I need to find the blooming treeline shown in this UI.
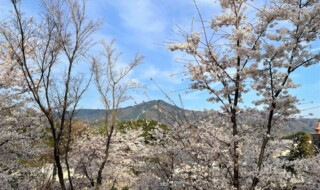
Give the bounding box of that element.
[0,0,320,189]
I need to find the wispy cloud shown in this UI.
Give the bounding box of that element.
[102,0,168,46]
[113,0,166,34]
[135,64,184,85]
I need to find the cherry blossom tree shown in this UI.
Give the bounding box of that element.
[0,0,100,189]
[0,47,52,189]
[169,0,320,189]
[0,105,52,189]
[69,126,148,189]
[129,109,316,189]
[0,15,47,189]
[83,40,143,188]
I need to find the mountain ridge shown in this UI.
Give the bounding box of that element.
[74,100,319,135]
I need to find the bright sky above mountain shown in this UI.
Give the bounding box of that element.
[1,0,319,118]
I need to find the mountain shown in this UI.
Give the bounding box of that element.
[74,100,319,135]
[75,100,200,123]
[280,118,319,135]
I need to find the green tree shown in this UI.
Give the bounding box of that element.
[118,119,168,143]
[289,132,315,160]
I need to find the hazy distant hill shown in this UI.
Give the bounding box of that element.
[75,100,201,123]
[75,100,319,135]
[280,118,319,135]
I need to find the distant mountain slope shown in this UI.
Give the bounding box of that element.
[280,118,319,135]
[75,100,196,123]
[75,100,319,135]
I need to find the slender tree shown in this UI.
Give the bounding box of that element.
[0,0,100,189]
[91,40,143,188]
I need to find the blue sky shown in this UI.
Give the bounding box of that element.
[1,0,319,118]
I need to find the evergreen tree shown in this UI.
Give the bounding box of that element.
[290,132,315,160]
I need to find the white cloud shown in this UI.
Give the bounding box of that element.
[108,0,166,36]
[137,64,159,80]
[134,64,185,86]
[122,1,164,33]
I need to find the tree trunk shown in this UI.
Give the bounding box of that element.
[231,112,240,190]
[96,124,114,188]
[54,142,66,190]
[65,122,74,190]
[250,102,276,190]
